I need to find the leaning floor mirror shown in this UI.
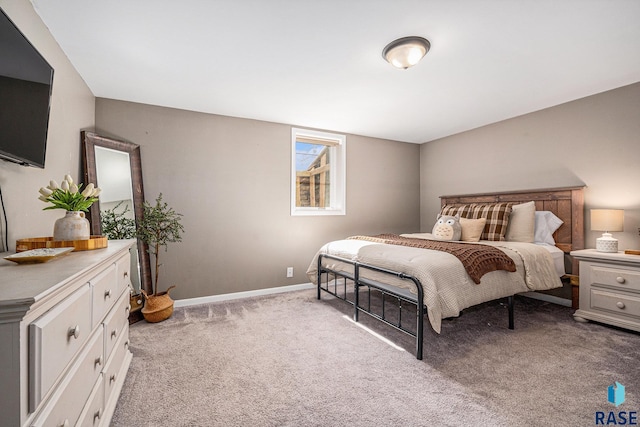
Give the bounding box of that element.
[82,131,152,322]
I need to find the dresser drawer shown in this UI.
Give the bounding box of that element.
[29,284,92,410]
[76,375,105,427]
[115,252,132,297]
[104,323,130,407]
[103,289,131,360]
[591,288,640,319]
[30,327,104,427]
[589,264,640,291]
[91,263,118,327]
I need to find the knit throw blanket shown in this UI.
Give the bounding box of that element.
[347,234,516,284]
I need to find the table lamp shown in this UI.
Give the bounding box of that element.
[591,209,624,253]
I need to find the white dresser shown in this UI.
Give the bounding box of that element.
[0,240,135,427]
[572,249,640,332]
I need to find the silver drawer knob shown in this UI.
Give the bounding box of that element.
[123,271,129,278]
[94,408,102,421]
[94,355,103,367]
[616,276,626,284]
[111,328,118,339]
[68,325,80,339]
[110,373,117,383]
[616,301,626,309]
[60,420,69,427]
[104,289,112,298]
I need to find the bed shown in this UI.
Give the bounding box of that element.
[306,187,585,359]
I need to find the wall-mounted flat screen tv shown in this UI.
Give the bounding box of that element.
[0,6,54,168]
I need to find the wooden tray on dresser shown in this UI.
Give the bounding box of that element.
[16,236,108,252]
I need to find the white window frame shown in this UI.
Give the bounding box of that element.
[291,127,346,216]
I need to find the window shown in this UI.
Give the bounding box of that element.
[291,128,346,216]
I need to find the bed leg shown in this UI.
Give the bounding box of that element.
[354,265,360,322]
[317,255,323,300]
[508,295,514,330]
[416,306,424,360]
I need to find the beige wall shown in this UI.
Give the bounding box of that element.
[95,99,421,299]
[4,0,638,301]
[420,82,640,251]
[0,0,95,247]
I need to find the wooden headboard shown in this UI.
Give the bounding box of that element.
[440,187,585,271]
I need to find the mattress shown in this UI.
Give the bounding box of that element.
[308,237,563,333]
[537,243,566,276]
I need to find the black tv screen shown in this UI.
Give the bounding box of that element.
[0,7,54,168]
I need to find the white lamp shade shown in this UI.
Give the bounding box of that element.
[590,209,624,232]
[591,209,624,253]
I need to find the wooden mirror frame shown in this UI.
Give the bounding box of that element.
[81,130,152,295]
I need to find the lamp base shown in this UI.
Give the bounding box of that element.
[596,233,618,253]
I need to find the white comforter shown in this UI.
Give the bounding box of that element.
[306,234,562,333]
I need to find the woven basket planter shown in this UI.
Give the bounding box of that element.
[141,286,176,323]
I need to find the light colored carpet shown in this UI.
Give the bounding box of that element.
[112,289,640,426]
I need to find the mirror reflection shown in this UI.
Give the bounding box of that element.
[94,146,141,294]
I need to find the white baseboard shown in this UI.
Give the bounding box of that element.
[522,291,572,307]
[173,284,571,310]
[173,283,315,308]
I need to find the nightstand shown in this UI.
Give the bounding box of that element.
[571,249,640,332]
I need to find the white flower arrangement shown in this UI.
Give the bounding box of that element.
[38,174,101,212]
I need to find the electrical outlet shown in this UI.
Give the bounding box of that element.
[286,267,294,278]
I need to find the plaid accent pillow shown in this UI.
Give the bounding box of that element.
[441,204,471,218]
[440,203,513,241]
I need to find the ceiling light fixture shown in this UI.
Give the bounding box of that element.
[382,36,431,69]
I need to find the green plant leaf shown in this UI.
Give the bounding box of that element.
[101,201,137,239]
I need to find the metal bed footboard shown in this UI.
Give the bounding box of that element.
[317,253,426,360]
[317,253,516,360]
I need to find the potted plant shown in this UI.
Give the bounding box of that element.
[137,193,185,322]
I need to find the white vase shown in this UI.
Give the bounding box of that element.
[53,211,91,241]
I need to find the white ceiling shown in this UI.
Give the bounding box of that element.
[32,0,640,144]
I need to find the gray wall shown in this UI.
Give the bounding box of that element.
[0,0,95,246]
[95,99,421,299]
[420,82,640,251]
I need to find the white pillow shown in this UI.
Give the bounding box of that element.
[534,211,563,246]
[505,201,535,242]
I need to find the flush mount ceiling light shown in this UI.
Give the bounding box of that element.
[382,36,431,69]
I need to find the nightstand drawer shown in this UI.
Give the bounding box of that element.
[591,288,640,319]
[590,264,640,291]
